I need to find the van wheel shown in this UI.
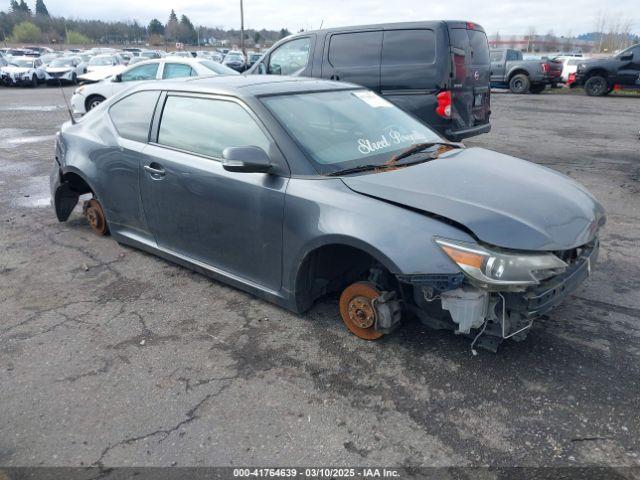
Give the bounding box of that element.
[83,199,109,236]
[585,75,608,96]
[339,282,384,340]
[509,74,530,94]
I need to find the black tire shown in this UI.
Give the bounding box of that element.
[584,75,609,96]
[85,95,105,111]
[509,73,530,94]
[30,75,38,88]
[530,84,545,94]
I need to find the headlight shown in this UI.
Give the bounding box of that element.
[435,238,567,288]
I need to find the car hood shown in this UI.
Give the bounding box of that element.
[3,66,30,74]
[46,67,72,73]
[341,147,605,251]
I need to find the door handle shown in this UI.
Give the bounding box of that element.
[144,163,165,177]
[330,74,340,81]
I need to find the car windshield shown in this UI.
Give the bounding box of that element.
[199,60,239,75]
[225,54,242,62]
[50,58,74,67]
[262,89,442,174]
[10,59,33,68]
[89,56,115,66]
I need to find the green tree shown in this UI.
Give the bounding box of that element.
[66,30,91,44]
[278,28,290,39]
[165,9,178,41]
[35,0,49,16]
[18,0,31,15]
[12,21,41,42]
[177,14,196,43]
[253,31,261,44]
[148,18,164,35]
[9,0,20,14]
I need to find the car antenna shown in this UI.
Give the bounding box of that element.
[58,78,76,125]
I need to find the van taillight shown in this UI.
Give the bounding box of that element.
[541,63,550,73]
[436,91,452,119]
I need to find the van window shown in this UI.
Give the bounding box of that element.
[157,96,270,158]
[449,29,471,57]
[468,30,489,64]
[268,37,311,75]
[329,32,381,68]
[109,90,159,142]
[381,29,435,65]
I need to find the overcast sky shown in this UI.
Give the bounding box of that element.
[29,0,640,36]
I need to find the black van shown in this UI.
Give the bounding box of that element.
[247,21,491,141]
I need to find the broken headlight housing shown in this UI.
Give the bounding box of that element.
[435,238,567,289]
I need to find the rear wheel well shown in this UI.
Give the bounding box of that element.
[294,244,395,313]
[62,171,93,195]
[508,69,529,81]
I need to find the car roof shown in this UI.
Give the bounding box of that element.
[129,75,359,98]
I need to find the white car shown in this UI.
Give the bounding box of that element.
[71,57,239,114]
[1,56,46,87]
[44,56,86,85]
[79,54,127,82]
[556,56,587,83]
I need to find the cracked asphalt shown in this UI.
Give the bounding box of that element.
[0,86,639,469]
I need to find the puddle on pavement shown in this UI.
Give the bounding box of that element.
[0,105,64,112]
[0,128,55,149]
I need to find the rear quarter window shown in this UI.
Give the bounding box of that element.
[108,90,159,142]
[468,30,489,64]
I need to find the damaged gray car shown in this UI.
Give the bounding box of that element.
[50,76,605,351]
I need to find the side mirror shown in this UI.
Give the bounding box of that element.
[620,53,633,61]
[222,146,271,173]
[113,73,122,82]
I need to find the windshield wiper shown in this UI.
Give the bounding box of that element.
[389,142,461,164]
[327,164,381,176]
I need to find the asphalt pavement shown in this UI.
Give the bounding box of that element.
[0,85,639,470]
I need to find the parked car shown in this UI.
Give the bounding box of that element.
[490,49,553,94]
[524,54,562,87]
[247,52,263,68]
[248,21,491,142]
[555,56,584,84]
[71,57,238,114]
[139,50,164,60]
[572,43,640,96]
[44,56,85,85]
[51,76,605,352]
[80,54,128,82]
[0,55,9,85]
[222,51,246,72]
[1,56,46,87]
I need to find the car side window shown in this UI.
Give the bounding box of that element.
[121,63,159,82]
[382,30,435,65]
[268,37,311,75]
[109,90,160,143]
[157,96,271,159]
[329,31,382,68]
[163,63,195,79]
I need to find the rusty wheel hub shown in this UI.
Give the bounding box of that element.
[83,199,109,236]
[339,282,384,340]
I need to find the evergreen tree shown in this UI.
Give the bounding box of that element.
[18,0,31,15]
[178,14,196,44]
[9,0,21,14]
[35,0,49,16]
[165,9,178,41]
[148,18,164,35]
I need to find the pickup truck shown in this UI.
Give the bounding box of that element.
[572,43,640,96]
[490,48,552,94]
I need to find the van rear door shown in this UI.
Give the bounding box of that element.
[447,25,491,139]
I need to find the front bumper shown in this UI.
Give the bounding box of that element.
[504,238,599,318]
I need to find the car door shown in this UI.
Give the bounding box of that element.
[615,46,640,86]
[101,90,161,243]
[321,31,382,91]
[140,93,288,291]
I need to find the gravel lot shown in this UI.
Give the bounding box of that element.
[0,86,639,470]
